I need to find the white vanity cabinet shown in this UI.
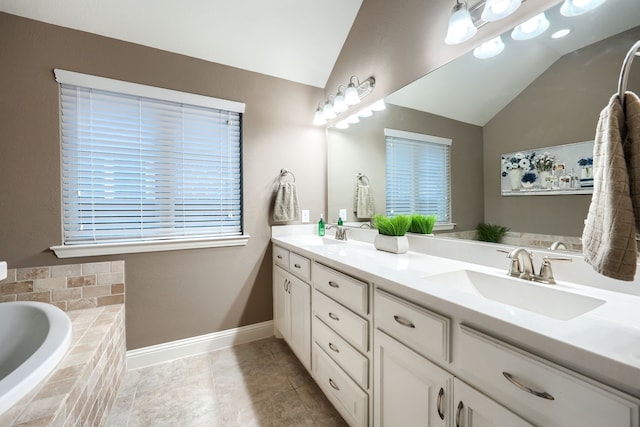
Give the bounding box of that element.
[273,246,311,370]
[311,262,371,427]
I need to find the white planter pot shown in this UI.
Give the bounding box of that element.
[374,234,409,254]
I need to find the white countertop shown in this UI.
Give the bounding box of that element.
[271,231,640,398]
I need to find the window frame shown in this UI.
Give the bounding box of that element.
[384,128,455,230]
[51,69,249,258]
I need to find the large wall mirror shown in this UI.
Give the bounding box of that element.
[327,0,640,248]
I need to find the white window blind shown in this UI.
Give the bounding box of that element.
[56,70,244,246]
[385,128,451,223]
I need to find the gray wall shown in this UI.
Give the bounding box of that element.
[483,26,640,236]
[0,12,326,350]
[327,104,484,231]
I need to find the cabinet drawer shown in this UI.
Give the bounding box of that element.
[314,290,368,353]
[459,325,640,427]
[313,316,369,389]
[273,245,289,268]
[312,343,368,427]
[313,263,368,315]
[289,252,311,281]
[375,289,450,363]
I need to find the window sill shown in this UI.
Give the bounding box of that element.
[433,223,456,231]
[50,235,250,258]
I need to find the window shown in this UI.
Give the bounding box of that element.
[385,128,452,225]
[52,70,246,257]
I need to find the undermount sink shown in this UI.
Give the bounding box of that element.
[424,269,605,321]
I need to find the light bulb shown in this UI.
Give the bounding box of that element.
[445,3,477,45]
[322,100,336,120]
[481,0,521,22]
[560,0,607,16]
[369,99,386,111]
[344,83,361,105]
[473,36,505,59]
[333,88,348,113]
[511,13,549,41]
[313,107,326,126]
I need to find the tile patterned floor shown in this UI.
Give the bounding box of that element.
[106,338,347,426]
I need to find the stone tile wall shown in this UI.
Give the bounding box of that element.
[0,304,126,426]
[0,261,125,311]
[438,230,583,252]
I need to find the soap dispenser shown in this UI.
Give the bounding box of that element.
[318,214,325,236]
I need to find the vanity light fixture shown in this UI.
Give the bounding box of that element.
[313,104,327,126]
[357,108,373,118]
[313,75,376,126]
[551,28,572,39]
[511,12,550,40]
[473,35,505,59]
[322,98,336,120]
[445,0,477,45]
[481,0,521,22]
[560,0,607,17]
[369,99,386,111]
[335,120,350,129]
[346,114,360,124]
[333,86,348,113]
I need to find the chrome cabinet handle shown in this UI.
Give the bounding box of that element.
[437,387,445,420]
[328,312,340,321]
[329,378,340,391]
[277,255,283,259]
[283,279,289,292]
[328,281,340,288]
[393,315,416,328]
[502,372,555,400]
[328,342,340,353]
[456,401,464,427]
[294,263,301,269]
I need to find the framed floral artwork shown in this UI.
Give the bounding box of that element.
[501,140,594,196]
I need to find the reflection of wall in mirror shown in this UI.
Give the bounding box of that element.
[327,104,483,230]
[484,26,640,237]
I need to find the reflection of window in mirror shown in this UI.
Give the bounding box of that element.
[384,128,452,224]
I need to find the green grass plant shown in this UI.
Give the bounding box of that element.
[408,214,437,234]
[476,222,510,243]
[372,214,412,236]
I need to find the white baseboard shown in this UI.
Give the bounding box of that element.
[126,320,274,371]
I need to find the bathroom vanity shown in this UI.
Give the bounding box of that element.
[272,227,640,427]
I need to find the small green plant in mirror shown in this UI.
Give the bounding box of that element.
[372,214,412,236]
[408,214,437,234]
[476,223,510,243]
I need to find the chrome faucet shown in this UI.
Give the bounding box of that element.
[507,247,535,280]
[326,224,348,241]
[503,247,572,284]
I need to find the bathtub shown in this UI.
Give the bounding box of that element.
[0,301,72,416]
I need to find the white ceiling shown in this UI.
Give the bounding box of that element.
[0,0,363,88]
[386,0,640,126]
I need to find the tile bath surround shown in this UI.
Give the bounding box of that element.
[0,261,126,426]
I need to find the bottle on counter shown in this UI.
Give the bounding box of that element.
[337,217,343,226]
[318,214,325,236]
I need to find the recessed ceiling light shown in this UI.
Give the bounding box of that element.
[552,28,572,39]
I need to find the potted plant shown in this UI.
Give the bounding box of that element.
[372,214,412,254]
[408,214,437,235]
[476,223,510,243]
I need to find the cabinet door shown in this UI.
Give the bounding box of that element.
[289,275,311,370]
[374,329,452,427]
[273,265,291,341]
[453,379,534,427]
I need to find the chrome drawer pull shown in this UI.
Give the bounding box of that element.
[456,401,464,427]
[329,378,340,391]
[328,281,340,288]
[294,263,301,269]
[328,312,340,321]
[437,387,445,420]
[393,315,416,328]
[328,342,340,353]
[277,255,283,259]
[502,372,555,401]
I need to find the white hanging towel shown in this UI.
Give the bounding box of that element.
[582,92,640,281]
[273,181,300,222]
[353,175,375,219]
